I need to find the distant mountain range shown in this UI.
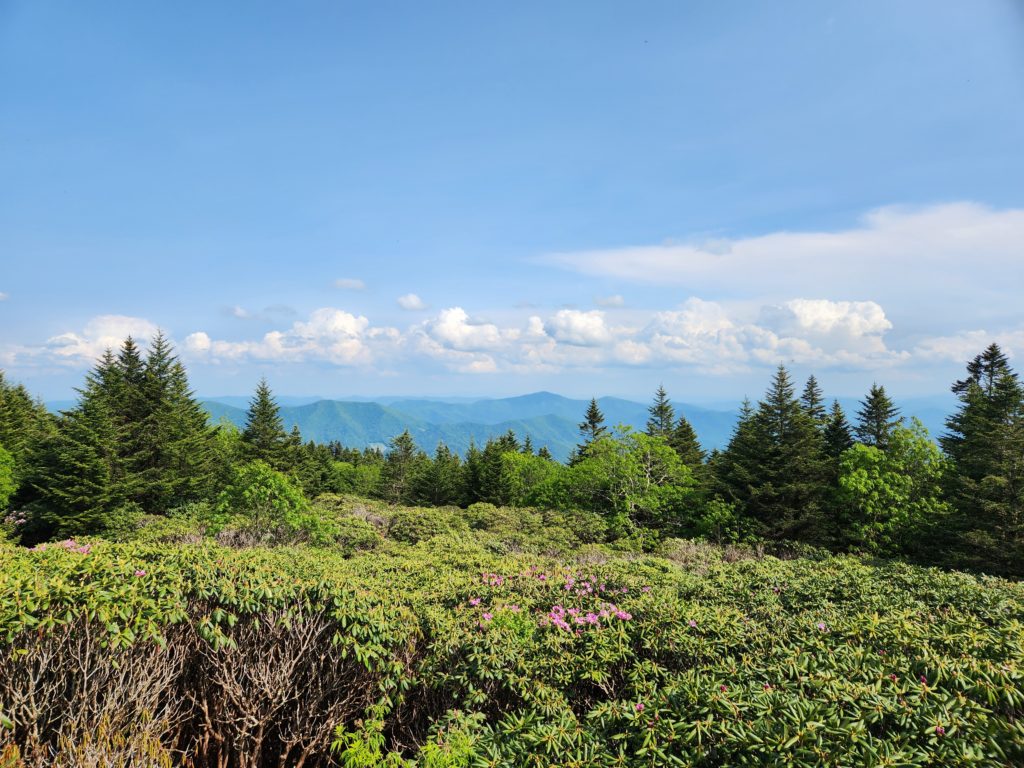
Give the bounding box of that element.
[193,391,953,462]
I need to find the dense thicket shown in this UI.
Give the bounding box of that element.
[3,337,1024,577]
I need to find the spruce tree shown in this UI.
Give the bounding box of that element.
[461,440,485,505]
[376,430,424,503]
[537,445,553,461]
[414,443,463,506]
[823,400,854,466]
[576,398,607,461]
[522,434,534,455]
[671,414,706,470]
[715,367,827,540]
[0,370,56,501]
[36,357,127,535]
[242,378,289,469]
[801,375,827,427]
[855,384,901,449]
[646,385,676,438]
[941,343,1024,545]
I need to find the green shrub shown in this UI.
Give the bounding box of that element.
[387,506,467,544]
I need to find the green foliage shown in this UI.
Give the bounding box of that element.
[0,445,15,511]
[838,419,951,555]
[240,377,291,470]
[855,382,903,449]
[215,460,309,541]
[3,541,1023,766]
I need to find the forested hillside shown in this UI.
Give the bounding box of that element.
[2,333,1023,578]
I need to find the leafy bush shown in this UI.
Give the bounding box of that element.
[2,538,1023,766]
[386,505,468,544]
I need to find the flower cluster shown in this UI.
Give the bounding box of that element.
[481,572,505,587]
[3,510,28,527]
[542,603,632,632]
[31,538,92,554]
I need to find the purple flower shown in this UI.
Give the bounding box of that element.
[482,612,493,622]
[634,702,644,712]
[134,569,146,577]
[816,622,827,632]
[688,619,698,628]
[919,675,928,685]
[935,725,946,736]
[615,610,632,620]
[469,597,481,607]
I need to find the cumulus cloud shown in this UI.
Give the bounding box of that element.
[544,203,1024,323]
[544,310,613,347]
[397,293,428,311]
[913,328,1024,363]
[185,308,379,365]
[333,278,366,291]
[4,315,161,367]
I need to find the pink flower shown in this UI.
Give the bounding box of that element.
[641,586,652,593]
[935,725,946,736]
[469,597,481,607]
[482,612,493,622]
[615,610,632,620]
[585,613,599,625]
[688,619,698,628]
[719,685,727,693]
[508,604,521,613]
[889,674,898,682]
[816,622,827,632]
[634,703,644,712]
[919,675,928,685]
[763,683,772,691]
[134,569,146,577]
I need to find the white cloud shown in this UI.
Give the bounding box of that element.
[333,278,366,291]
[186,308,377,365]
[913,328,1024,363]
[0,292,8,301]
[544,203,1024,322]
[229,306,250,319]
[544,309,613,347]
[595,294,625,307]
[420,307,505,351]
[397,293,428,311]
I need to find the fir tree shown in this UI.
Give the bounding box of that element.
[377,430,425,503]
[715,367,827,540]
[537,445,553,461]
[36,357,128,535]
[461,440,485,505]
[823,400,854,465]
[855,384,902,449]
[801,375,827,427]
[522,434,534,455]
[941,343,1024,543]
[576,398,607,462]
[671,414,706,470]
[646,385,676,438]
[241,378,289,469]
[414,443,463,506]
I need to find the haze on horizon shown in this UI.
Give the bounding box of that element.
[2,1,1023,403]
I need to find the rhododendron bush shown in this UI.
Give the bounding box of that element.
[1,538,1023,766]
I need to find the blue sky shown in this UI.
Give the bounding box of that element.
[2,1,1023,402]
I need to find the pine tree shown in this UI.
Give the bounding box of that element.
[855,384,902,449]
[479,431,520,505]
[522,434,534,455]
[714,367,827,540]
[461,440,485,505]
[801,375,827,427]
[414,443,463,506]
[941,343,1024,545]
[823,400,854,466]
[537,445,553,461]
[36,357,127,535]
[0,370,56,500]
[671,414,706,470]
[576,398,607,462]
[646,385,676,438]
[376,430,424,503]
[242,378,289,469]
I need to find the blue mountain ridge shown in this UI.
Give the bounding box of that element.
[198,392,951,463]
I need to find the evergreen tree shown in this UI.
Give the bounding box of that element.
[0,370,57,501]
[646,385,676,438]
[671,414,706,470]
[522,434,534,455]
[376,430,425,503]
[36,357,127,535]
[823,400,854,462]
[461,440,485,505]
[941,343,1024,547]
[801,375,827,427]
[537,445,553,461]
[576,398,607,462]
[714,367,827,540]
[414,443,463,506]
[241,378,289,469]
[855,384,902,449]
[479,431,520,505]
